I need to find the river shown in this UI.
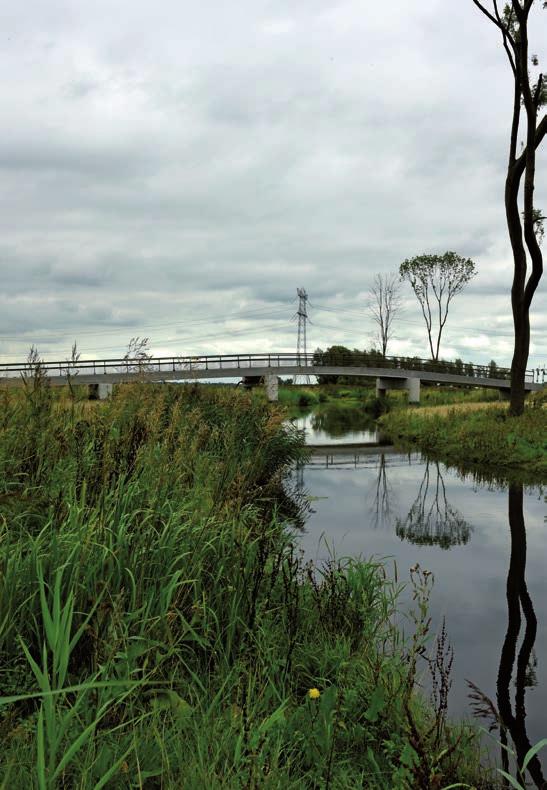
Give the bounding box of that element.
[290,406,547,780]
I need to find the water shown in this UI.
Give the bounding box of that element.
[291,407,382,445]
[290,406,547,776]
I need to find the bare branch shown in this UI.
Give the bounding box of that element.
[493,0,517,73]
[472,0,504,27]
[367,272,403,357]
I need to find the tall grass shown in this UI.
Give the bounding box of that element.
[0,383,490,787]
[381,401,547,478]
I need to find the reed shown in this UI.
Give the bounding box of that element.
[0,383,493,787]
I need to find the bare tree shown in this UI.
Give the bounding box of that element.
[367,273,403,357]
[399,252,476,361]
[471,0,547,415]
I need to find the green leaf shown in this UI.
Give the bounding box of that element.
[36,706,47,790]
[0,679,139,706]
[53,718,99,779]
[258,702,288,734]
[364,686,386,723]
[93,746,133,790]
[522,738,547,772]
[496,769,525,790]
[400,742,418,768]
[149,690,193,720]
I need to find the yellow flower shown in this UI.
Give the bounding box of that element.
[308,688,321,700]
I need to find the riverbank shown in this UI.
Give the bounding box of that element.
[278,383,501,416]
[381,400,547,479]
[0,384,496,787]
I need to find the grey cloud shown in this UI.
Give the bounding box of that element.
[0,0,546,368]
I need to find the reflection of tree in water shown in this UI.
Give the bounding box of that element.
[311,405,376,438]
[369,453,396,529]
[496,484,545,787]
[468,485,544,786]
[395,460,472,549]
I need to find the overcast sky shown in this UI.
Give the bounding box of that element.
[1,0,546,367]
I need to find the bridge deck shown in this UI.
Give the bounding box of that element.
[0,352,543,391]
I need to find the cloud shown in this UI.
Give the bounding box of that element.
[1,0,546,367]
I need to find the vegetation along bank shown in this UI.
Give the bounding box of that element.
[0,383,499,788]
[380,391,547,478]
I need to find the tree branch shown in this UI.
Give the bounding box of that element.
[511,0,525,22]
[512,113,547,180]
[493,0,517,73]
[472,0,504,27]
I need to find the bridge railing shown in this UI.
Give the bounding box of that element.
[0,352,541,382]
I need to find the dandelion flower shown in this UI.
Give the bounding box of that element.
[308,688,321,700]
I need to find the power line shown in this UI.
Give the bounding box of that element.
[0,304,292,342]
[311,302,544,339]
[21,319,293,357]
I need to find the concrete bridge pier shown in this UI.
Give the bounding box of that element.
[241,374,279,402]
[264,373,279,402]
[88,383,113,400]
[406,377,420,404]
[376,376,420,404]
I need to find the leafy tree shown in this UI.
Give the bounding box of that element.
[399,252,477,361]
[454,358,465,375]
[313,345,357,384]
[472,0,547,415]
[367,272,403,357]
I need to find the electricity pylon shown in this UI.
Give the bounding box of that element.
[295,287,310,384]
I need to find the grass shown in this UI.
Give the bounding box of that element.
[419,386,500,407]
[278,385,397,420]
[380,399,547,479]
[278,384,500,413]
[0,382,499,787]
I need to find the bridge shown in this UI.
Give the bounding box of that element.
[0,352,543,403]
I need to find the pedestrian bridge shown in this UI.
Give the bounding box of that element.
[0,352,543,403]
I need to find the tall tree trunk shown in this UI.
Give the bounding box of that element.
[473,1,546,417]
[506,164,530,415]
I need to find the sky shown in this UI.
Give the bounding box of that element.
[1,0,546,368]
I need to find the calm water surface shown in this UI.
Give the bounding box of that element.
[291,409,381,445]
[290,406,547,777]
